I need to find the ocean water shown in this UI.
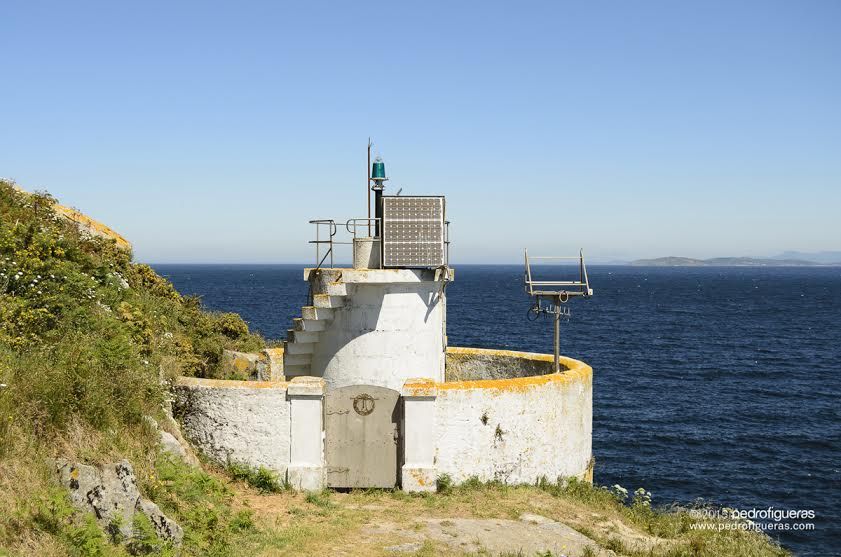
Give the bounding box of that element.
[154,264,841,555]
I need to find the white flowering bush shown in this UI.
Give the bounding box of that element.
[610,484,629,502]
[633,487,653,508]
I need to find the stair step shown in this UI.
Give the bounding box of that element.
[302,306,334,321]
[284,340,315,355]
[293,318,327,332]
[288,329,319,344]
[325,281,347,296]
[313,294,344,309]
[283,353,312,366]
[284,363,311,376]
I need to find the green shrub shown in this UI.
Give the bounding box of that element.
[127,513,173,556]
[66,514,109,556]
[227,461,285,493]
[435,473,453,494]
[31,487,75,536]
[461,475,483,490]
[142,454,259,556]
[214,313,250,340]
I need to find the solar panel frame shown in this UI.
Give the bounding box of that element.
[381,196,446,268]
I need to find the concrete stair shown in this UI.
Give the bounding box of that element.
[293,318,326,332]
[283,278,347,378]
[313,294,345,308]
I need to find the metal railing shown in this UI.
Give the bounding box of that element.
[309,217,450,269]
[308,219,339,270]
[444,220,451,268]
[345,217,380,239]
[309,218,378,270]
[524,249,592,298]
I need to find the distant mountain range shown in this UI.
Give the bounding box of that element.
[771,251,841,264]
[630,255,841,267]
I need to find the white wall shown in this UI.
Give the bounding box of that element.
[432,351,593,485]
[174,348,593,490]
[174,378,291,475]
[312,273,447,391]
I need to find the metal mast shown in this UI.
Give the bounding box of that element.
[524,249,593,372]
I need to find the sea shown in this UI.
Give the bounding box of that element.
[153,264,841,556]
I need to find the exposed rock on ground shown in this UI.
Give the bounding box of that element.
[144,414,201,467]
[159,429,190,462]
[364,513,607,556]
[53,459,182,546]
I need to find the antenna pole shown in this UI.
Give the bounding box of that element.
[367,138,372,237]
[554,297,560,373]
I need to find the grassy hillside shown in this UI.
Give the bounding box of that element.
[0,180,266,555]
[0,179,790,556]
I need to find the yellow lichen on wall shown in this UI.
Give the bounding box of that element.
[416,346,594,393]
[176,377,290,390]
[264,347,285,359]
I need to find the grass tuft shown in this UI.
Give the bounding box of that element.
[226,462,286,493]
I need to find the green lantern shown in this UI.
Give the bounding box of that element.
[371,157,386,180]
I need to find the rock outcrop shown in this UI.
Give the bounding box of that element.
[53,459,182,546]
[144,414,201,467]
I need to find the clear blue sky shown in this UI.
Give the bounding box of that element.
[2,1,839,263]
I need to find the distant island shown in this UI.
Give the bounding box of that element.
[630,256,839,267]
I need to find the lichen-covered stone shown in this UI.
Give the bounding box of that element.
[53,459,182,545]
[220,349,261,379]
[257,347,284,381]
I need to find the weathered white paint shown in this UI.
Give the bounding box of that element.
[175,348,592,491]
[330,268,454,284]
[287,376,326,491]
[401,378,438,492]
[306,268,452,391]
[427,350,593,485]
[352,238,381,269]
[173,378,290,475]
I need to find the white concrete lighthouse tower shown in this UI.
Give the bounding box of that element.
[277,158,455,490]
[283,158,452,391]
[286,265,452,390]
[176,152,593,494]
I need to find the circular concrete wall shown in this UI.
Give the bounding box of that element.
[174,346,594,490]
[445,346,561,381]
[432,347,593,485]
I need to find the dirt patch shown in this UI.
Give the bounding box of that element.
[223,485,706,556]
[361,514,606,556]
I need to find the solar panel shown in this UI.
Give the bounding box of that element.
[381,196,445,268]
